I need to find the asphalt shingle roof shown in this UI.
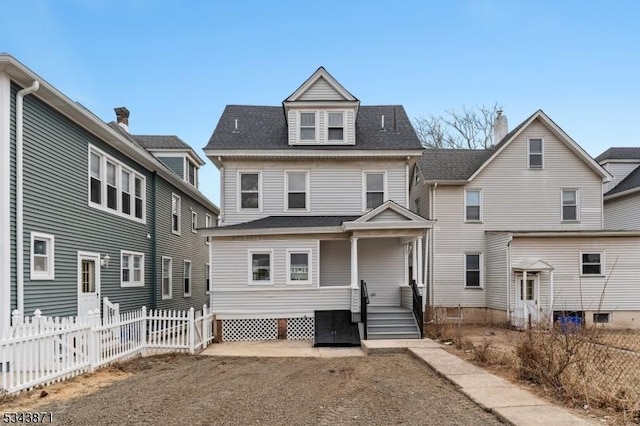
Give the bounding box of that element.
[205,105,422,151]
[606,165,640,196]
[595,147,640,163]
[132,135,192,150]
[212,215,360,231]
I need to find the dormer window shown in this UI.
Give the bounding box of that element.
[299,112,316,141]
[187,160,197,187]
[327,112,344,142]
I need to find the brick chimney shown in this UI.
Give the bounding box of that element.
[493,109,508,145]
[114,107,130,132]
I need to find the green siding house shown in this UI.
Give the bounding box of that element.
[0,55,219,331]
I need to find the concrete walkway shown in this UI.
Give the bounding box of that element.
[201,338,594,425]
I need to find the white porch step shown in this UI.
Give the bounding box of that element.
[365,306,420,340]
[366,330,421,340]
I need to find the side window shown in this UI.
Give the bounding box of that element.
[561,189,578,222]
[364,172,385,210]
[465,253,482,288]
[286,171,308,211]
[239,172,260,210]
[30,232,55,280]
[465,190,482,222]
[172,193,181,235]
[528,138,543,169]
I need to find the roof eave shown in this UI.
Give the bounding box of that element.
[203,225,345,237]
[604,186,640,201]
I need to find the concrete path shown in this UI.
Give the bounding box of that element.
[201,338,594,425]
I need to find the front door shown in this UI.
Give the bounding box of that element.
[77,252,101,317]
[515,275,538,325]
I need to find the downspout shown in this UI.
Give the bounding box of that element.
[430,182,437,317]
[218,157,224,224]
[506,234,513,321]
[16,80,39,314]
[405,158,409,208]
[151,172,158,310]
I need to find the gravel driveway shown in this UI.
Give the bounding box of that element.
[38,353,502,425]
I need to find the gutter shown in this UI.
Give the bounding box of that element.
[430,182,437,317]
[506,234,513,321]
[151,172,158,310]
[16,80,40,314]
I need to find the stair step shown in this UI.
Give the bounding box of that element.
[367,325,419,333]
[366,331,421,340]
[368,318,416,325]
[368,313,414,320]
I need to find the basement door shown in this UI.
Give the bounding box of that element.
[515,275,539,325]
[77,252,101,317]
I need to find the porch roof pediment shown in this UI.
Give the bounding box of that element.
[512,258,555,271]
[342,201,434,231]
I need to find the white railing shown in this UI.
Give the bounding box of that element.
[1,304,215,395]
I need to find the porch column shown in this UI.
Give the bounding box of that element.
[416,237,424,287]
[422,231,428,311]
[522,270,528,327]
[549,270,554,326]
[411,239,418,283]
[350,236,360,315]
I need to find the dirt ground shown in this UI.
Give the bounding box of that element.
[1,353,503,426]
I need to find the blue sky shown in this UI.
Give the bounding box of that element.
[2,1,639,205]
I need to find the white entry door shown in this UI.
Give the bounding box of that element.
[78,252,101,317]
[515,275,538,325]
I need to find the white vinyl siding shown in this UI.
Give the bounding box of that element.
[604,194,640,230]
[172,193,181,235]
[88,145,146,223]
[485,232,511,310]
[602,162,640,193]
[183,260,192,297]
[319,240,350,287]
[297,77,345,100]
[162,257,172,300]
[358,238,405,306]
[121,251,144,287]
[222,160,407,225]
[30,232,55,280]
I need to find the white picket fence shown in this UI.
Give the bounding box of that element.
[0,304,215,394]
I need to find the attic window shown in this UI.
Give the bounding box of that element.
[300,112,316,141]
[528,138,543,169]
[327,112,344,141]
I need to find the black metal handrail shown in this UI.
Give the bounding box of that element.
[410,280,424,338]
[361,280,369,340]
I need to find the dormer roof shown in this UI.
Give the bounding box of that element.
[284,67,358,103]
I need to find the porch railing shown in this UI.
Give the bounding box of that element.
[360,280,369,340]
[410,280,424,338]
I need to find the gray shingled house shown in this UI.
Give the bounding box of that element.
[202,67,433,343]
[0,54,219,331]
[410,110,640,329]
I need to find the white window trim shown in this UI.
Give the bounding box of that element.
[325,110,346,143]
[464,189,483,223]
[464,252,483,289]
[183,260,192,297]
[580,251,604,277]
[413,164,420,187]
[205,214,212,245]
[286,249,313,285]
[172,193,181,235]
[284,170,310,212]
[121,250,145,288]
[561,188,580,222]
[161,256,172,300]
[237,171,263,212]
[191,210,198,234]
[297,111,318,144]
[205,263,211,294]
[30,232,55,280]
[247,250,274,285]
[527,138,544,169]
[362,170,388,212]
[184,157,198,188]
[88,145,146,224]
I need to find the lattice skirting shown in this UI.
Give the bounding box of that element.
[287,317,315,340]
[221,318,278,341]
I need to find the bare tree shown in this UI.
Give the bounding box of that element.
[413,103,501,149]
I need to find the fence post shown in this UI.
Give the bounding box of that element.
[11,309,22,328]
[87,309,100,372]
[202,305,208,349]
[140,306,149,356]
[188,307,195,354]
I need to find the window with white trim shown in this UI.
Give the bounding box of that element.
[327,112,344,142]
[172,193,181,235]
[30,232,54,280]
[287,250,311,285]
[239,172,260,210]
[581,252,603,276]
[192,211,198,233]
[413,164,420,186]
[465,189,482,222]
[528,138,543,169]
[364,172,385,210]
[286,171,308,210]
[162,257,172,299]
[248,250,273,284]
[299,112,316,141]
[88,146,145,222]
[183,260,192,297]
[121,251,144,287]
[205,263,211,293]
[205,214,213,245]
[562,189,578,222]
[465,253,482,288]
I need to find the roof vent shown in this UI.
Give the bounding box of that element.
[380,115,386,131]
[114,107,130,132]
[232,118,240,133]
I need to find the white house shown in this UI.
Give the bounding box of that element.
[411,110,640,329]
[203,68,433,342]
[596,147,640,230]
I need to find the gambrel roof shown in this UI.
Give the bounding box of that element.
[417,110,611,183]
[205,105,422,151]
